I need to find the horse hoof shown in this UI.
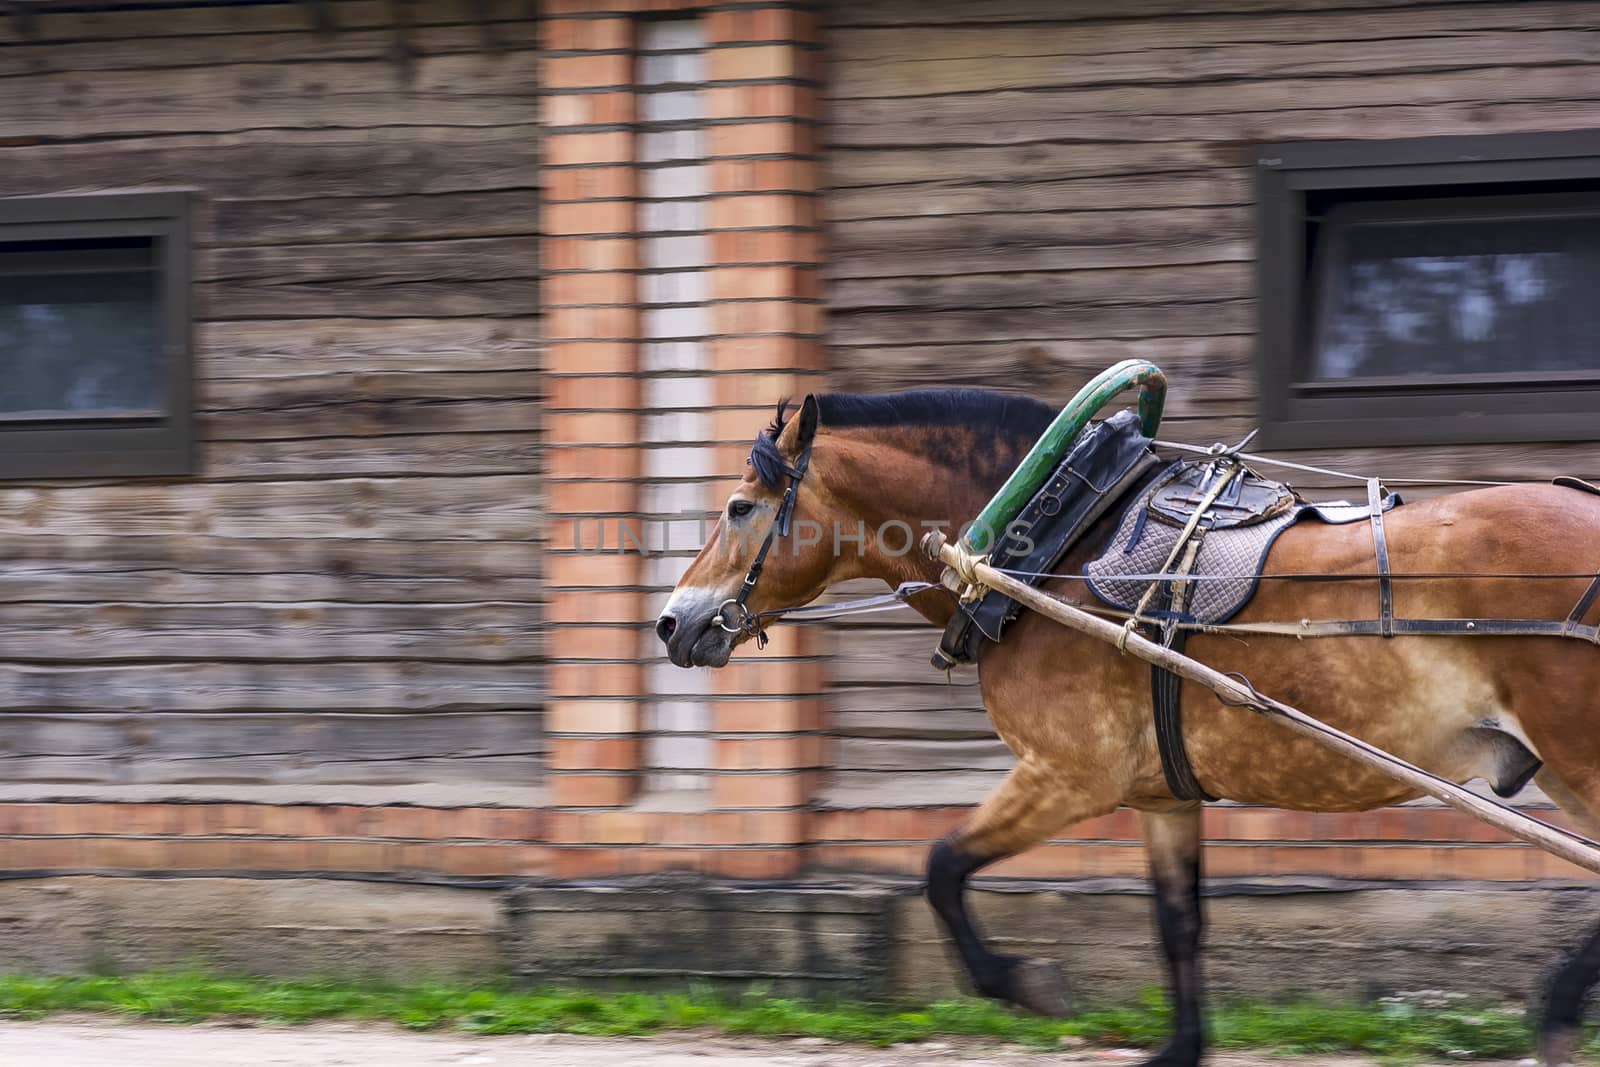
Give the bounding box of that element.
[1539,1023,1581,1067]
[1138,1037,1204,1067]
[1006,957,1071,1018]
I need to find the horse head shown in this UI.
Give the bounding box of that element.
[656,388,1058,669]
[655,393,848,668]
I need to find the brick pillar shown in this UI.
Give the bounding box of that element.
[542,1,827,877]
[543,11,644,810]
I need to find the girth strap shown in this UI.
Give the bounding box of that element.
[1367,477,1394,638]
[1150,536,1215,804]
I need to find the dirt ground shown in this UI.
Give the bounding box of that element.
[0,1020,1538,1067]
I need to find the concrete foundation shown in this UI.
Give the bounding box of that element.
[508,879,896,997]
[896,881,1598,1004]
[0,874,1594,1006]
[0,876,504,980]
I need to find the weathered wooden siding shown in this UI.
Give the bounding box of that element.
[820,0,1600,806]
[0,1,544,796]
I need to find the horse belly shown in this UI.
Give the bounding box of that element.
[1183,636,1527,812]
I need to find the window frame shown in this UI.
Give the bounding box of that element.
[0,191,193,478]
[1255,130,1600,449]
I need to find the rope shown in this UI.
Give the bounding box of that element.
[995,567,1600,583]
[1152,438,1518,487]
[951,549,985,586]
[979,588,1599,644]
[752,581,943,623]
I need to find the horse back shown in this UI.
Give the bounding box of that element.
[1250,481,1600,629]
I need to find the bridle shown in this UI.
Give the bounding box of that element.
[712,437,814,649]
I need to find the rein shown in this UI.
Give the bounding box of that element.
[1152,438,1519,487]
[749,581,943,625]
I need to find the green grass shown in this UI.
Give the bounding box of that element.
[0,972,1592,1059]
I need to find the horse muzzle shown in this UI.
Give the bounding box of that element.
[656,591,737,668]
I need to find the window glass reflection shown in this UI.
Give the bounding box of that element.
[1312,213,1600,381]
[0,244,162,419]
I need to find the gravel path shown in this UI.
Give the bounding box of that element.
[0,1020,1532,1067]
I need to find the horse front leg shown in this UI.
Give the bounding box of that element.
[1140,806,1206,1067]
[1541,922,1600,1067]
[925,758,1118,1017]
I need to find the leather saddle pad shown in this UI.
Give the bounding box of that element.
[1086,467,1301,626]
[1147,460,1297,529]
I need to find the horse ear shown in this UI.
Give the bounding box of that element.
[795,394,821,452]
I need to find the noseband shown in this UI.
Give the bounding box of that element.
[713,438,814,649]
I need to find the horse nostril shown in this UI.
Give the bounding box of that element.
[655,614,677,643]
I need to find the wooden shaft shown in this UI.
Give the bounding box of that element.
[926,533,1600,878]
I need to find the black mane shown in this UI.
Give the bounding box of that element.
[749,389,1057,489]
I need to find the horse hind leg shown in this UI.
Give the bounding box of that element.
[1533,767,1600,1067]
[1141,807,1206,1067]
[926,758,1119,1017]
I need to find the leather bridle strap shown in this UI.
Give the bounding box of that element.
[715,439,814,649]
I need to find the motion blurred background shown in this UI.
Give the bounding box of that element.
[0,0,1597,1005]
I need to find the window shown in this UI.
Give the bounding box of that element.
[1255,131,1600,448]
[0,193,192,477]
[635,17,716,795]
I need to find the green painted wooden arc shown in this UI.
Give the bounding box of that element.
[961,359,1167,553]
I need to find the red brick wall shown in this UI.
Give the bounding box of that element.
[0,801,1591,883]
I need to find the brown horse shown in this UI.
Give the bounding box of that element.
[656,388,1600,1067]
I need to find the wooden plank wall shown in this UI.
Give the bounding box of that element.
[819,0,1600,807]
[0,0,545,797]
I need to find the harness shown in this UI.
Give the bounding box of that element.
[933,410,1159,669]
[715,425,1600,809]
[712,438,814,650]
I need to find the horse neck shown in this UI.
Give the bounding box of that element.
[820,425,1035,627]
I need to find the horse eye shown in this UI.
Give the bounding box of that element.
[728,499,755,520]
